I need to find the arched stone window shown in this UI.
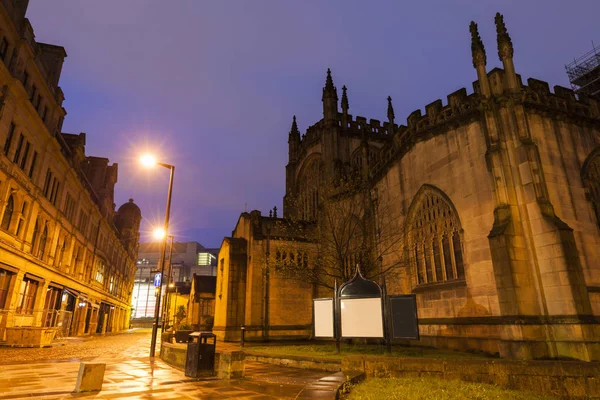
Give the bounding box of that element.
[1,195,14,231]
[406,185,465,285]
[297,156,322,221]
[582,147,600,229]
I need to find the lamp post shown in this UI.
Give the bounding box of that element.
[162,235,175,331]
[142,154,175,358]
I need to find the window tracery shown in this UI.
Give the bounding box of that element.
[408,186,465,285]
[297,156,322,221]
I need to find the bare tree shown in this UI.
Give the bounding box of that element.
[272,169,405,290]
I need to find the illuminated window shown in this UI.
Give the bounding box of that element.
[197,252,216,266]
[95,262,105,284]
[0,268,13,309]
[16,277,38,314]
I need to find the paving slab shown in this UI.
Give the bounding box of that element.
[0,330,331,399]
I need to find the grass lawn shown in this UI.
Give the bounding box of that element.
[245,343,490,359]
[345,377,557,400]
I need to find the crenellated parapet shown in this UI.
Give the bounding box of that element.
[522,78,600,121]
[343,114,396,138]
[369,86,480,181]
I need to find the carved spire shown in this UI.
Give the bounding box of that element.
[288,115,300,142]
[322,68,338,123]
[387,96,395,123]
[495,12,513,61]
[324,68,335,93]
[341,85,349,113]
[469,21,486,68]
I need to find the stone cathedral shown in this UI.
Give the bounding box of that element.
[214,13,600,361]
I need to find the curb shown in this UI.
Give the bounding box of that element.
[295,370,365,400]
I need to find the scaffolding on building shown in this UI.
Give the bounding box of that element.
[566,42,600,98]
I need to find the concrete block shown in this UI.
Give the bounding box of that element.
[74,362,106,393]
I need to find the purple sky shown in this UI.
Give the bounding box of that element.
[26,1,599,248]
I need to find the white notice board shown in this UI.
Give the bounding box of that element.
[313,299,334,338]
[340,297,384,338]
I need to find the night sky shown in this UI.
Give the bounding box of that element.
[25,1,599,248]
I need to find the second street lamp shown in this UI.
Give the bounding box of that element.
[142,154,175,358]
[161,235,175,331]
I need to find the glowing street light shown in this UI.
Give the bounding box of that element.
[142,154,175,358]
[153,227,166,240]
[140,154,156,167]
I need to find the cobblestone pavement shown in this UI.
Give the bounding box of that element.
[0,329,155,364]
[0,329,330,399]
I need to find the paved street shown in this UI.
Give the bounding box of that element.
[0,329,330,399]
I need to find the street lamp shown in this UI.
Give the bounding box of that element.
[161,235,175,331]
[141,154,175,358]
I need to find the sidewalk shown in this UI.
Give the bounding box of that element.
[0,358,329,399]
[0,330,330,399]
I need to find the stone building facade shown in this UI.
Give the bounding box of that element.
[214,13,600,360]
[0,0,141,341]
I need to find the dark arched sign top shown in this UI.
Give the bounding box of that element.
[339,265,382,299]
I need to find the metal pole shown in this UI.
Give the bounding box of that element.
[150,165,175,358]
[334,279,340,354]
[173,288,178,328]
[162,236,175,331]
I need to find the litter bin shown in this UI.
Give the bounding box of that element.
[185,331,216,378]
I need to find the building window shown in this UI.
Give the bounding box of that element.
[28,151,37,178]
[16,201,27,237]
[12,133,23,163]
[0,268,13,309]
[78,210,89,234]
[95,262,105,284]
[43,169,53,196]
[1,194,14,231]
[16,277,38,314]
[297,156,322,221]
[0,37,8,60]
[63,193,76,221]
[50,181,60,205]
[3,122,15,155]
[31,219,40,251]
[408,186,465,285]
[22,70,29,88]
[19,140,30,170]
[197,252,216,266]
[38,225,48,259]
[57,237,66,267]
[30,85,37,103]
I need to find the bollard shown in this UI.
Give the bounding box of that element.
[240,325,245,348]
[74,362,106,393]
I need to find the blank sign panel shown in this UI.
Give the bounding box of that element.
[340,298,383,338]
[389,295,419,340]
[313,299,334,338]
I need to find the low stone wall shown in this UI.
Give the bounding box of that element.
[244,352,341,372]
[159,342,244,379]
[343,356,600,398]
[4,327,57,347]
